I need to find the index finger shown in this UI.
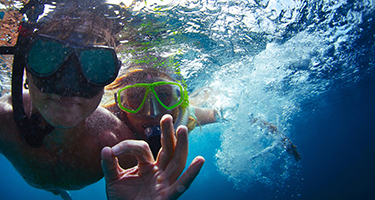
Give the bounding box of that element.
[156,114,176,169]
[112,140,155,165]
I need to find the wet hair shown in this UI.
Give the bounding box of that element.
[106,66,176,90]
[23,1,127,47]
[36,10,117,47]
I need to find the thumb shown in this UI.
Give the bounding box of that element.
[101,146,120,182]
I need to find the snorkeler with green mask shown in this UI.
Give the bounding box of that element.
[0,1,204,200]
[103,66,219,158]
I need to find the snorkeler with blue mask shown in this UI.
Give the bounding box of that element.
[0,1,205,200]
[0,2,136,199]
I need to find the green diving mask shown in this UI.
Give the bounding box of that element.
[116,81,188,114]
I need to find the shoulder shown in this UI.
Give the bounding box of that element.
[0,92,32,127]
[0,92,31,114]
[102,103,121,118]
[0,94,16,132]
[0,94,28,154]
[0,94,13,113]
[85,106,136,146]
[86,106,121,128]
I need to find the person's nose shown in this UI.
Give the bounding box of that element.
[144,95,161,117]
[54,54,84,96]
[60,54,82,85]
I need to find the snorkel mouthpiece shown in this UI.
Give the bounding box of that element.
[145,126,162,159]
[144,126,161,139]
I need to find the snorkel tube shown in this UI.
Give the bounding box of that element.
[11,22,55,148]
[0,1,56,148]
[8,0,58,148]
[0,24,49,148]
[173,87,190,130]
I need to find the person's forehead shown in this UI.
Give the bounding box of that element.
[40,31,102,46]
[36,16,113,46]
[126,70,175,84]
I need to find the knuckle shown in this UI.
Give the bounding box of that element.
[138,140,149,149]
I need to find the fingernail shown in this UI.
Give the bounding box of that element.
[177,185,186,193]
[193,156,205,165]
[161,114,172,122]
[177,125,188,133]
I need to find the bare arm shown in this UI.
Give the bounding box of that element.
[0,94,14,155]
[193,107,218,125]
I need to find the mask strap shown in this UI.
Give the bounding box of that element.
[0,46,16,54]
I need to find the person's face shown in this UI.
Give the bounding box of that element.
[27,72,104,129]
[25,31,114,128]
[123,74,178,138]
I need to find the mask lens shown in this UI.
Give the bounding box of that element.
[154,83,182,109]
[80,49,118,85]
[27,39,68,76]
[119,86,147,112]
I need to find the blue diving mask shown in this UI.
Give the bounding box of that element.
[26,34,121,98]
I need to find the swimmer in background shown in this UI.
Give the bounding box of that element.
[189,87,301,161]
[249,115,302,161]
[103,65,219,158]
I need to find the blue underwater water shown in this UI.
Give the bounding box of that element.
[1,0,375,199]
